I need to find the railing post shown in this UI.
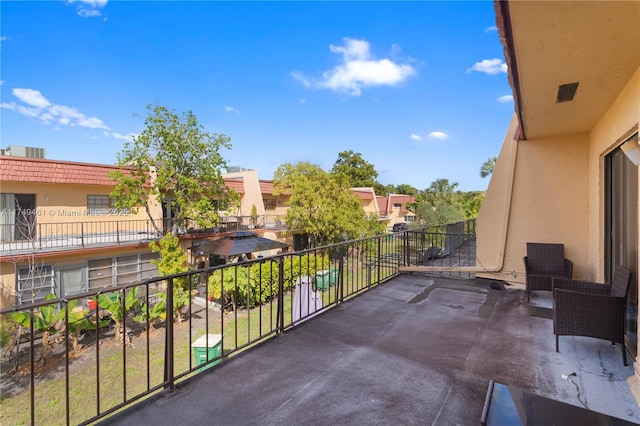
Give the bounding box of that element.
[80,222,84,247]
[338,243,345,303]
[116,221,120,244]
[376,237,382,287]
[164,277,175,391]
[276,259,285,334]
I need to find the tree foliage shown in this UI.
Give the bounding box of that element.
[149,233,194,322]
[411,178,485,226]
[330,150,379,188]
[207,253,329,311]
[273,162,384,244]
[109,104,238,234]
[480,157,497,178]
[414,201,464,228]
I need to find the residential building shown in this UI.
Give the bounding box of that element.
[0,154,164,308]
[476,1,639,398]
[0,161,402,308]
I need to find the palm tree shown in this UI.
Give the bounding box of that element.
[480,157,497,178]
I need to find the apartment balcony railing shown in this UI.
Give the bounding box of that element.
[0,215,288,257]
[0,220,475,425]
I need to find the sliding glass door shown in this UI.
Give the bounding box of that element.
[605,133,639,357]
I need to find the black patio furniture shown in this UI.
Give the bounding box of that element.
[523,242,573,301]
[552,265,632,365]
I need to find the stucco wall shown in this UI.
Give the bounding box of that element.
[478,68,639,287]
[1,181,160,225]
[477,119,590,285]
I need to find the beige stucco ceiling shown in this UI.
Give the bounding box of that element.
[503,1,640,140]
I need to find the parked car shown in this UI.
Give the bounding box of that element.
[392,223,408,232]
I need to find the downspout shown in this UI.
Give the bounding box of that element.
[400,121,519,274]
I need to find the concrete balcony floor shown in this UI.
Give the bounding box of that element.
[102,274,640,425]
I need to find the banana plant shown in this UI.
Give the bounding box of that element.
[94,288,139,345]
[10,294,87,364]
[134,293,166,330]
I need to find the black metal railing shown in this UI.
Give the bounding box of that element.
[0,215,288,255]
[0,220,475,425]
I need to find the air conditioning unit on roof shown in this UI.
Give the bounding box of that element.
[6,145,46,159]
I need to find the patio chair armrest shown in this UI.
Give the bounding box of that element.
[563,259,573,277]
[552,278,610,295]
[554,288,625,314]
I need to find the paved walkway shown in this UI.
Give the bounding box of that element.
[101,274,640,425]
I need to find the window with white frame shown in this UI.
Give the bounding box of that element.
[17,264,54,303]
[88,253,159,290]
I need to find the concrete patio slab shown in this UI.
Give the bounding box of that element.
[101,274,640,425]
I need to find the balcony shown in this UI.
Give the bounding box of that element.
[0,224,638,425]
[0,215,288,258]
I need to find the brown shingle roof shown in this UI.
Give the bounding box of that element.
[259,180,274,194]
[0,156,134,186]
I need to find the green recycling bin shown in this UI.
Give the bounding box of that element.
[191,334,222,372]
[315,268,338,290]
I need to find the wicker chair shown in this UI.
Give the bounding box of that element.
[552,265,632,365]
[523,243,573,301]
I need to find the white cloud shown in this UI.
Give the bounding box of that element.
[485,26,498,33]
[2,87,110,131]
[13,88,51,108]
[298,98,307,104]
[497,94,513,103]
[467,58,507,75]
[67,0,108,18]
[77,8,102,17]
[112,132,136,142]
[428,131,450,140]
[0,81,4,86]
[225,106,240,114]
[292,38,416,96]
[410,134,422,141]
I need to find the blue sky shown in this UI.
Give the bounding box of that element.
[1,1,513,191]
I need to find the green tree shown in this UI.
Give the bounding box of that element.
[480,157,497,178]
[420,178,459,207]
[149,233,193,323]
[415,200,464,228]
[330,150,379,188]
[392,184,418,196]
[457,191,485,219]
[109,104,238,235]
[273,162,383,244]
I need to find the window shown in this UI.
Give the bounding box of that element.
[88,258,113,290]
[88,253,159,289]
[264,199,277,210]
[404,216,416,222]
[393,203,402,209]
[17,264,54,303]
[87,194,112,210]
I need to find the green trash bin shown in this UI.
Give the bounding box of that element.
[192,333,222,372]
[315,268,338,290]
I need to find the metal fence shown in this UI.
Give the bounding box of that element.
[0,215,288,255]
[0,220,476,425]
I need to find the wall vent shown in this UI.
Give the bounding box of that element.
[556,82,579,103]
